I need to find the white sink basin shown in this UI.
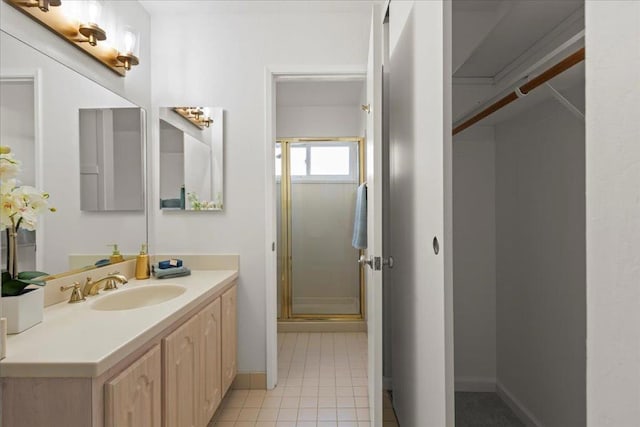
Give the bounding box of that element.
[91,284,186,311]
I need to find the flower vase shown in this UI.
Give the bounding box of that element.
[1,286,44,334]
[7,226,18,279]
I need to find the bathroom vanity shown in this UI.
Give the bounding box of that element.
[0,271,237,427]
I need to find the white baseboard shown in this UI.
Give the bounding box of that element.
[383,376,393,391]
[496,380,545,427]
[455,377,496,392]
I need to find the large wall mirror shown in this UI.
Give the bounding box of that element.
[0,30,147,279]
[159,107,224,211]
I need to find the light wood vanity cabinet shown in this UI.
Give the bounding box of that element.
[221,285,237,395]
[200,298,223,424]
[105,345,162,427]
[163,313,201,427]
[0,280,237,427]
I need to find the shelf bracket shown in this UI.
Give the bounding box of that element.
[545,82,585,122]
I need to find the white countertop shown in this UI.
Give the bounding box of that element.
[0,270,238,378]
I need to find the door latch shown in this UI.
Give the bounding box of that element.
[359,255,394,270]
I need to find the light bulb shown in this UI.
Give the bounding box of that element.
[86,0,102,24]
[61,0,82,21]
[123,31,136,53]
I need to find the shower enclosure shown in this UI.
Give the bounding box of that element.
[276,137,364,320]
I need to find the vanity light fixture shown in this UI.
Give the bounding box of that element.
[5,0,141,77]
[18,0,61,13]
[173,107,214,130]
[115,26,140,71]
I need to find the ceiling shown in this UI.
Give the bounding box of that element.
[140,0,373,16]
[454,0,583,78]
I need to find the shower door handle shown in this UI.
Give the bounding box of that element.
[359,255,394,271]
[359,255,374,269]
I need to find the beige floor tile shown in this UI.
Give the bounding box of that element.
[234,422,256,427]
[319,377,336,386]
[275,422,297,427]
[352,378,367,387]
[255,422,277,427]
[238,407,260,421]
[285,377,303,387]
[299,396,318,408]
[354,397,369,408]
[338,422,358,427]
[336,396,355,408]
[318,408,338,421]
[297,407,318,421]
[224,395,246,408]
[267,386,285,397]
[262,396,283,408]
[319,386,336,397]
[211,422,234,427]
[301,386,319,397]
[336,377,353,387]
[280,397,300,408]
[356,408,370,421]
[258,408,280,422]
[336,387,353,397]
[318,396,337,408]
[218,407,241,422]
[284,386,303,396]
[245,396,265,408]
[337,408,357,421]
[353,387,368,397]
[357,422,371,427]
[317,421,338,427]
[278,408,298,422]
[296,422,317,427]
[249,390,268,398]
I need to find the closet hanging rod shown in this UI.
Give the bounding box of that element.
[453,47,585,136]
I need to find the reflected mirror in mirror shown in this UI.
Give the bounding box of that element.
[159,107,224,211]
[1,30,147,279]
[79,107,145,211]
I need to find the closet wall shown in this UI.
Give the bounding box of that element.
[453,126,496,389]
[495,86,586,426]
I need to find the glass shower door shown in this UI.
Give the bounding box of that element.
[277,138,363,319]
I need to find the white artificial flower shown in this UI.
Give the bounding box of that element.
[0,153,22,180]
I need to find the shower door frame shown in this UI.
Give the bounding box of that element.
[277,137,366,321]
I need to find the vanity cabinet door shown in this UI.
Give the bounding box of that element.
[200,298,222,424]
[163,314,200,427]
[221,285,237,395]
[105,344,162,427]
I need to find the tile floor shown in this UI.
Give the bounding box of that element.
[209,332,399,427]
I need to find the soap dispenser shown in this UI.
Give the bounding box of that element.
[135,244,150,280]
[108,244,124,264]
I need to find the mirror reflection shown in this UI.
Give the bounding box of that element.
[159,107,224,211]
[1,30,147,278]
[79,107,145,212]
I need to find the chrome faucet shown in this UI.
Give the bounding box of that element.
[83,272,128,296]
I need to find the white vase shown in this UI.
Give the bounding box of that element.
[1,286,44,334]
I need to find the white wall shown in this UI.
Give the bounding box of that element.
[495,91,585,427]
[149,2,371,373]
[585,2,640,426]
[452,126,496,390]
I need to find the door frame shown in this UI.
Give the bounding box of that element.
[264,66,367,389]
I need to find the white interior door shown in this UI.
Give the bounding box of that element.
[365,4,384,426]
[389,1,454,426]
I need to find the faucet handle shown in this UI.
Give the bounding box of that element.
[60,282,85,303]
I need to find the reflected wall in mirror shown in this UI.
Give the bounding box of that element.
[159,107,224,211]
[79,107,145,211]
[0,30,147,278]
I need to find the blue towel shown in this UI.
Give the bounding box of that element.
[152,264,191,279]
[352,183,367,249]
